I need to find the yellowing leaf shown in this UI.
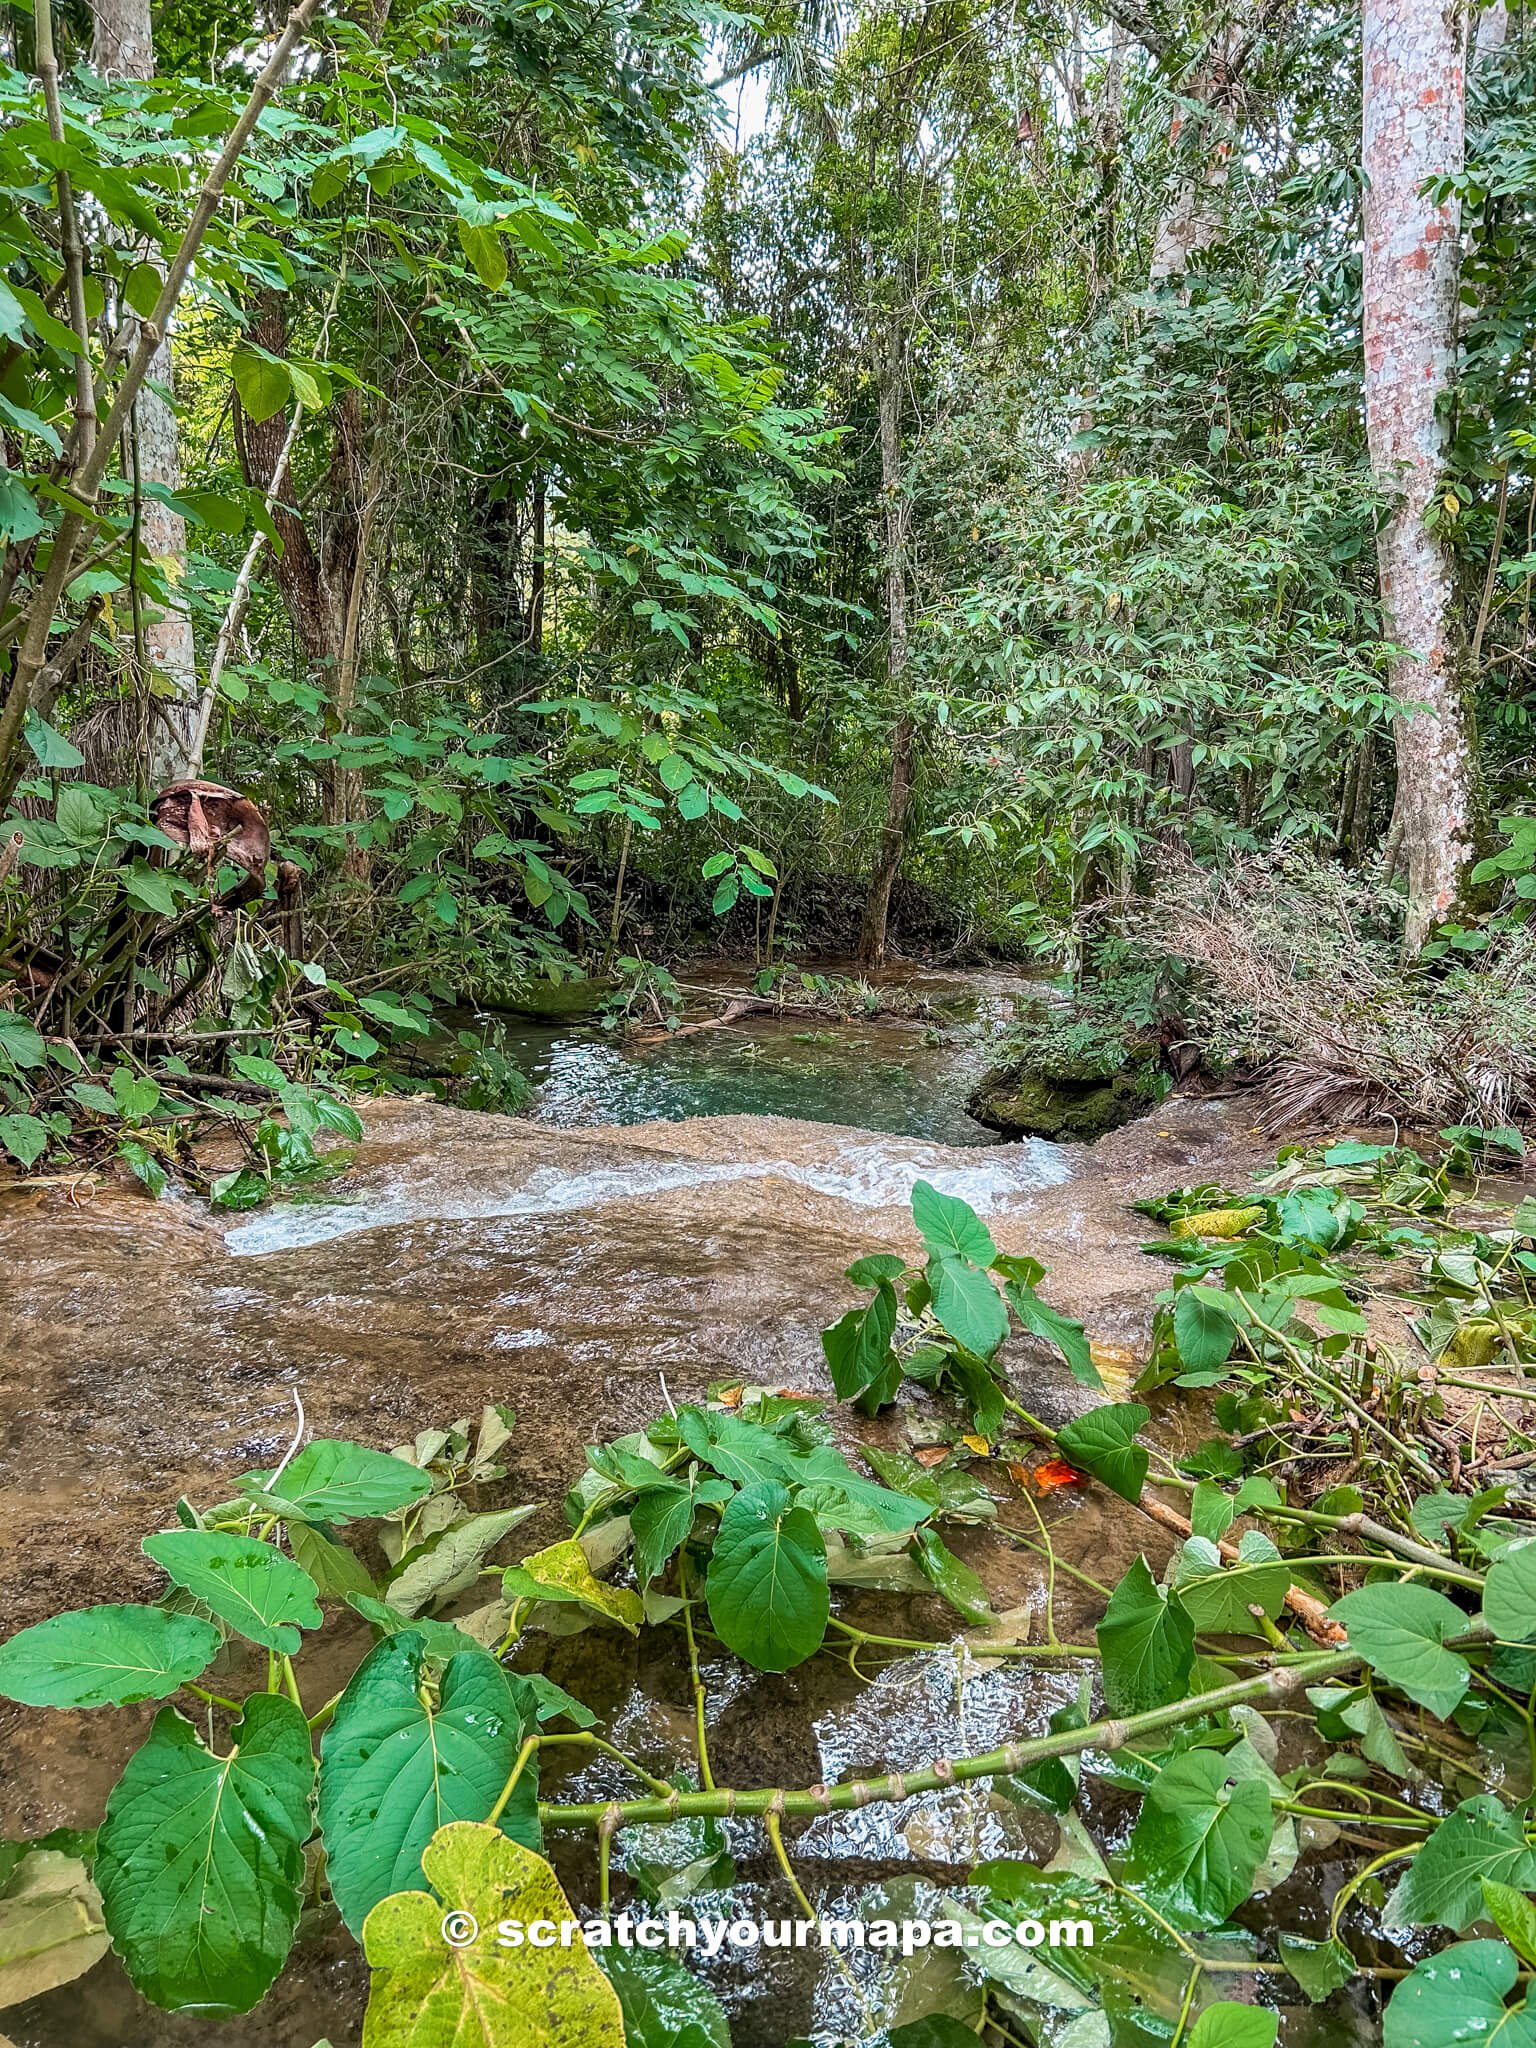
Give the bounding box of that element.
[1170,1206,1265,1241]
[0,1852,109,2008]
[960,1433,991,1457]
[362,1822,625,2047]
[501,1539,643,1633]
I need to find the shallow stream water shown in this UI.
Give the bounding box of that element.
[0,985,1305,2047]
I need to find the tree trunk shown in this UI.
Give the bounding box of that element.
[92,0,199,786]
[857,321,913,970]
[1363,0,1478,954]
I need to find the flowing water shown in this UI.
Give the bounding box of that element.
[0,982,1288,2048]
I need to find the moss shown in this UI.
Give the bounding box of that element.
[970,1065,1157,1142]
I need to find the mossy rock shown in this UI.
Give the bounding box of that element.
[970,1061,1157,1143]
[494,976,617,1021]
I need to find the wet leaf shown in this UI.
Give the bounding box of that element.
[1384,1796,1536,1932]
[1174,1287,1238,1374]
[1122,1749,1273,1929]
[1279,1933,1355,2002]
[1481,1877,1536,1966]
[823,1279,898,1402]
[319,1631,539,1937]
[912,1527,995,1624]
[361,1822,625,2047]
[1383,1939,1536,2048]
[0,1851,109,2008]
[1173,1533,1289,1637]
[705,1481,828,1671]
[141,1530,322,1655]
[95,1695,313,2015]
[0,1604,220,1709]
[598,1946,730,2045]
[500,1538,644,1633]
[930,1256,1010,1359]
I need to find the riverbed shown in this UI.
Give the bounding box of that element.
[0,1076,1280,2047]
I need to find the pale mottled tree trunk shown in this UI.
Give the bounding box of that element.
[1362,0,1477,954]
[93,0,199,786]
[857,322,913,970]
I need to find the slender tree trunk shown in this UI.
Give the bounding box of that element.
[857,321,913,970]
[1363,0,1478,954]
[92,0,199,787]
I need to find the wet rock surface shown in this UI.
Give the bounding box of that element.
[0,1089,1271,2046]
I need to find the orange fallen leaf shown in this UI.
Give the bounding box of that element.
[1033,1459,1088,1494]
[718,1385,744,1408]
[913,1445,951,1468]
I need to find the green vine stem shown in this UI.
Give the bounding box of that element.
[538,1647,1360,1828]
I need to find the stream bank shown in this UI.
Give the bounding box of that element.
[0,1090,1273,2046]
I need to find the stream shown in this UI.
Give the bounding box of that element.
[0,974,1308,2047]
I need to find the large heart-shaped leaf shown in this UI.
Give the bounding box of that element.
[237,1439,434,1524]
[1097,1555,1194,1714]
[95,1694,314,2014]
[1122,1748,1273,1929]
[1384,1940,1536,2048]
[1057,1403,1150,1504]
[0,1604,220,1708]
[929,1255,1010,1359]
[911,1180,997,1264]
[1331,1584,1471,1719]
[319,1630,538,1936]
[1384,1796,1536,1932]
[142,1530,322,1654]
[361,1821,625,2047]
[705,1481,828,1671]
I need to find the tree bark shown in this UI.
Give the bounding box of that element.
[857,321,913,970]
[1363,0,1478,954]
[91,0,199,787]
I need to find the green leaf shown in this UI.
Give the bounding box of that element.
[289,1520,378,1601]
[0,1010,47,1070]
[1482,1878,1536,1967]
[822,1280,898,1401]
[1174,1287,1239,1374]
[1383,1940,1536,2048]
[319,1632,539,1938]
[1056,1403,1150,1503]
[912,1527,994,1624]
[0,1604,220,1709]
[110,1065,160,1118]
[1097,1555,1195,1714]
[238,1439,434,1524]
[676,1408,798,1488]
[705,1480,828,1671]
[1330,1584,1472,1719]
[500,1537,644,1632]
[360,1822,625,2048]
[911,1180,998,1264]
[141,1529,322,1654]
[1384,1796,1536,1932]
[386,1505,537,1617]
[1279,1934,1356,2002]
[23,709,84,769]
[1173,1532,1289,1637]
[1122,1748,1273,1930]
[0,1113,49,1167]
[1188,2007,1277,2048]
[95,1695,313,2015]
[123,261,163,318]
[631,1478,730,1585]
[457,219,509,290]
[232,347,291,426]
[598,1947,731,2047]
[1483,1541,1536,1641]
[1006,1284,1102,1388]
[930,1257,1010,1359]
